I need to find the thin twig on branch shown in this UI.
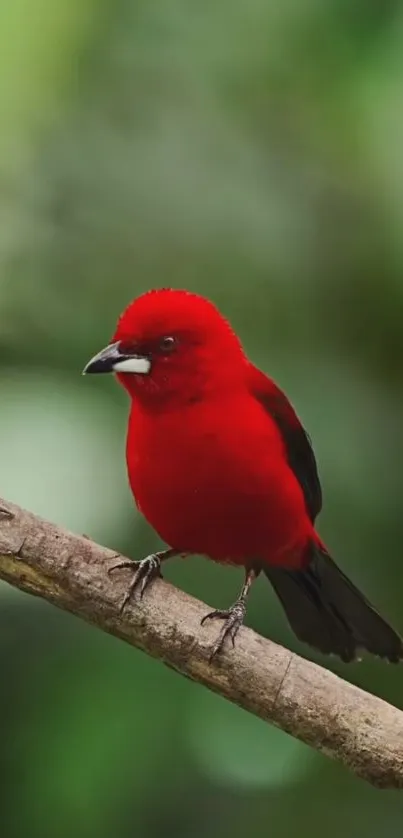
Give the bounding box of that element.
[0,496,402,788]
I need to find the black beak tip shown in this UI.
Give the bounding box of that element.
[82,359,109,375]
[82,360,95,375]
[82,343,122,375]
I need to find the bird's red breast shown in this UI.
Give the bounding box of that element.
[125,354,314,568]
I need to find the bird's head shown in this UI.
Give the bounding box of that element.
[83,288,245,406]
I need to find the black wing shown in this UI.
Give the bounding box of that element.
[249,364,322,522]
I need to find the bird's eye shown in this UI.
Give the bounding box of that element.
[159,335,177,353]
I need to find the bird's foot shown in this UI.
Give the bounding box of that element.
[108,553,163,613]
[201,598,246,661]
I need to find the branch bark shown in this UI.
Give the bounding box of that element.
[0,496,402,789]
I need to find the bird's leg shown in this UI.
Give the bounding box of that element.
[201,568,258,661]
[108,548,179,613]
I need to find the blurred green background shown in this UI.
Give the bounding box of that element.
[1,0,403,836]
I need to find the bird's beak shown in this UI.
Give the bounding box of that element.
[82,342,151,375]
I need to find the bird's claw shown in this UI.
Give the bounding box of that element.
[201,599,246,661]
[108,554,162,613]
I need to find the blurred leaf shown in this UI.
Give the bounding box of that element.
[0,371,134,539]
[186,689,315,789]
[0,0,102,175]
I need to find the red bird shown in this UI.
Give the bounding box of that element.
[84,288,402,662]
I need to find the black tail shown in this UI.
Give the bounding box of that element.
[264,542,403,663]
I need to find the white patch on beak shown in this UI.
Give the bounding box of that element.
[113,357,151,374]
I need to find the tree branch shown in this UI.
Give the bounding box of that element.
[0,496,402,789]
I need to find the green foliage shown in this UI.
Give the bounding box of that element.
[1,1,403,836]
